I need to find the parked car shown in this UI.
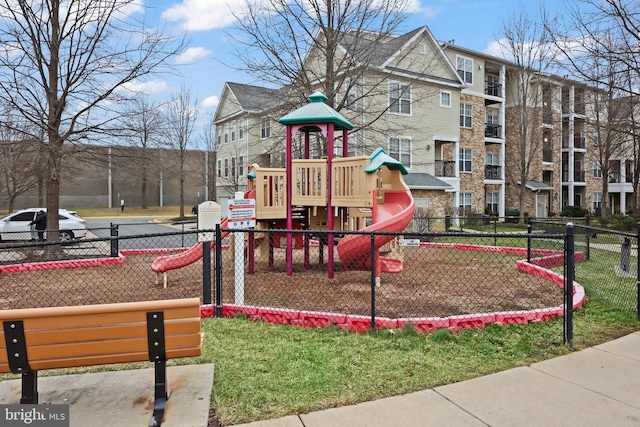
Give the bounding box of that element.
[0,208,87,241]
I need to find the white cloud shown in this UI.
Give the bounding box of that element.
[175,47,213,64]
[162,0,243,31]
[419,5,443,19]
[122,79,172,94]
[201,95,219,109]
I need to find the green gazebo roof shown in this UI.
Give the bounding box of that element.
[278,92,355,130]
[365,147,408,175]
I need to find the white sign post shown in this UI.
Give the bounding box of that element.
[228,193,256,305]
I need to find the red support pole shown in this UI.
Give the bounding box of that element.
[248,230,255,275]
[286,126,293,276]
[327,124,335,279]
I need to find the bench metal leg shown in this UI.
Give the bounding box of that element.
[20,371,38,404]
[149,360,170,427]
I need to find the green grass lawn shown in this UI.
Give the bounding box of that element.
[0,210,636,425]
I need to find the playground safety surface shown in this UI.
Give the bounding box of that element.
[0,248,561,318]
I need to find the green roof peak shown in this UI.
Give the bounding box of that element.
[309,91,328,103]
[278,92,355,130]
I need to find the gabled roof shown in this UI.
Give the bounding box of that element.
[337,26,463,86]
[403,173,453,190]
[226,82,282,112]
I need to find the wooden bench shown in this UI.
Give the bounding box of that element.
[0,298,202,427]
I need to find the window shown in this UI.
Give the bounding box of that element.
[419,42,426,54]
[345,83,357,111]
[238,155,244,177]
[224,158,229,177]
[388,82,411,115]
[460,103,472,128]
[389,136,411,167]
[346,134,358,157]
[459,192,472,215]
[593,192,602,210]
[459,148,472,172]
[486,152,498,165]
[260,117,271,138]
[224,124,229,144]
[238,119,245,140]
[217,160,221,178]
[440,90,451,108]
[231,121,236,142]
[486,192,499,216]
[231,157,236,177]
[593,160,602,178]
[456,56,473,84]
[216,129,221,147]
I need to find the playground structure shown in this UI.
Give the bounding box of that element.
[152,91,415,281]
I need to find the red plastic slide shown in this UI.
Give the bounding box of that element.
[151,217,230,274]
[336,190,415,273]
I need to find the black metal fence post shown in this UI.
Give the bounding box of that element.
[527,223,532,263]
[370,232,376,332]
[203,240,211,305]
[585,215,591,260]
[110,223,118,257]
[564,223,575,349]
[637,222,640,321]
[215,224,223,317]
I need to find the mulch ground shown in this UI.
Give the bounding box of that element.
[0,245,563,317]
[0,244,564,427]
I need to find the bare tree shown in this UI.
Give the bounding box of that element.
[119,97,166,209]
[0,0,184,239]
[166,87,198,218]
[497,8,556,224]
[228,0,438,155]
[0,119,42,212]
[547,0,640,216]
[196,114,217,203]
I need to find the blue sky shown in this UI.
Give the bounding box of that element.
[147,0,555,118]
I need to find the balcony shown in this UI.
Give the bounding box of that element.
[484,165,501,180]
[485,123,501,138]
[609,172,621,183]
[485,80,502,97]
[562,137,587,149]
[435,160,455,177]
[562,170,586,182]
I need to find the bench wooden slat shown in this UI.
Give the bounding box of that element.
[0,346,201,372]
[0,298,200,322]
[0,306,199,331]
[0,319,200,347]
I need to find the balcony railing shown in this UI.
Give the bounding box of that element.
[485,123,501,138]
[435,160,455,177]
[562,170,586,182]
[562,137,587,148]
[484,165,501,180]
[485,81,502,97]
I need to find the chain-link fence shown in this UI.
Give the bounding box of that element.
[532,219,639,319]
[0,221,583,346]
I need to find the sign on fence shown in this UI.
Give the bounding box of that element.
[227,199,256,229]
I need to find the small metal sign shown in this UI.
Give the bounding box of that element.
[399,238,421,247]
[227,199,256,229]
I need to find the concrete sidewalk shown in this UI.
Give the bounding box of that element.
[0,364,215,427]
[233,332,640,427]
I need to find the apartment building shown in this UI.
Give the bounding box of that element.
[214,25,604,219]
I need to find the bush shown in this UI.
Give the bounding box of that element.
[560,206,589,217]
